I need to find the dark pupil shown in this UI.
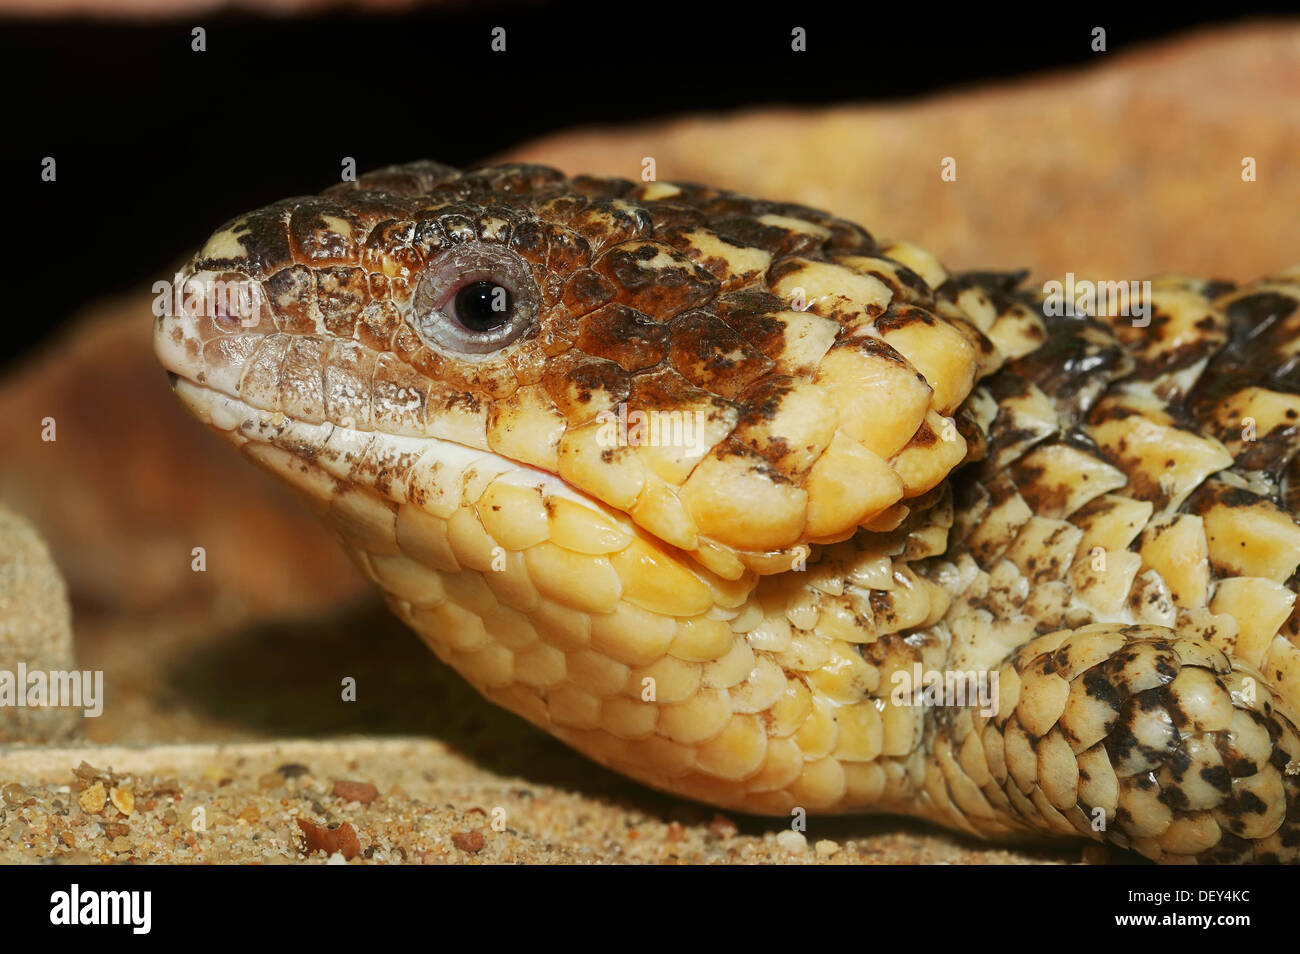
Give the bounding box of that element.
[454,280,512,332]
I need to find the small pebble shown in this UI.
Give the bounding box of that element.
[451,830,484,853]
[332,780,379,804]
[814,839,840,857]
[296,818,360,860]
[708,814,738,839]
[74,763,104,782]
[78,782,106,814]
[109,786,134,816]
[776,830,807,853]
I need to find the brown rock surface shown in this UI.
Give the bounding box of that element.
[0,289,369,618]
[505,23,1300,286]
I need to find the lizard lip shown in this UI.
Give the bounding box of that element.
[169,377,633,528]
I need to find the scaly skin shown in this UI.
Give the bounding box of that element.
[155,162,1300,862]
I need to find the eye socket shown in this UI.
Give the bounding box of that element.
[411,241,539,357]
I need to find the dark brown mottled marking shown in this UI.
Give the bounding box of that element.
[576,303,670,373]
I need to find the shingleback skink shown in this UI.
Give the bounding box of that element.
[154,161,1300,863]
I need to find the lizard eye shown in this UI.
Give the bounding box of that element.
[411,241,539,357]
[453,280,514,332]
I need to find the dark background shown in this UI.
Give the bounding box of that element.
[1,0,1295,366]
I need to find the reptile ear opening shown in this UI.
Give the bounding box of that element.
[411,241,540,359]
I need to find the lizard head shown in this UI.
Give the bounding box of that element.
[155,161,991,578]
[154,162,1005,805]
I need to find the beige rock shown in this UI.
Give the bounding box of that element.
[0,506,79,742]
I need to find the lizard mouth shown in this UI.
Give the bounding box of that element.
[165,371,751,631]
[166,373,637,537]
[153,296,730,611]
